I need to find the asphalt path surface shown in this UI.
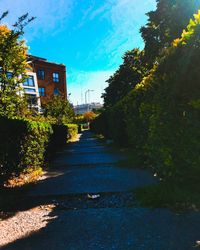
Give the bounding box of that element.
[2,131,200,250]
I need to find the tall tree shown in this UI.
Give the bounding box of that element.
[102,49,147,108]
[43,95,75,125]
[141,0,200,66]
[0,12,35,118]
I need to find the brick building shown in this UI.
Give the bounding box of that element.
[28,55,67,106]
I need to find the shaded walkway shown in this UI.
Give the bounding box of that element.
[2,131,200,250]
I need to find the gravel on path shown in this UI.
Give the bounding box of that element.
[0,205,55,247]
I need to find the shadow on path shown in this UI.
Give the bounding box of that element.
[2,131,200,250]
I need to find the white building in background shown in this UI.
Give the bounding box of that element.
[0,71,41,112]
[74,102,103,115]
[22,72,41,112]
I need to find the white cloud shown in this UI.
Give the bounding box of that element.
[89,2,111,20]
[67,70,114,105]
[0,0,74,39]
[85,0,156,67]
[71,0,156,104]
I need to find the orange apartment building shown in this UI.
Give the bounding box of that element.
[28,55,67,106]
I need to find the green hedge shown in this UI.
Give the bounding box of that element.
[90,111,112,139]
[0,117,53,182]
[46,124,68,159]
[0,118,78,185]
[92,13,200,181]
[0,117,27,179]
[66,124,78,140]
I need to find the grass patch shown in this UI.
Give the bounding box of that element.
[134,181,200,211]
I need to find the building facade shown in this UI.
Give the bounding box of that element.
[0,70,41,112]
[22,71,41,111]
[28,55,67,106]
[1,56,67,112]
[74,102,103,115]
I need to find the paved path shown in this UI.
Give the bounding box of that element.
[2,131,200,249]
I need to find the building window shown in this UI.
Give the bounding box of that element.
[24,88,36,93]
[37,69,45,80]
[54,88,59,96]
[39,87,45,96]
[53,72,59,83]
[26,94,38,106]
[23,76,35,87]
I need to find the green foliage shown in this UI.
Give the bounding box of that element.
[20,120,53,174]
[102,49,147,108]
[74,114,84,124]
[0,117,26,178]
[46,124,68,160]
[0,117,77,185]
[0,117,52,182]
[135,180,200,210]
[93,10,200,182]
[0,12,35,118]
[141,10,200,180]
[66,124,78,140]
[140,0,200,66]
[90,110,112,139]
[43,95,75,125]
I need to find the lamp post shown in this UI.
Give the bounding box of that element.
[88,89,94,104]
[85,90,88,104]
[85,89,94,112]
[85,89,94,104]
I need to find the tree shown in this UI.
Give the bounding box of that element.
[83,111,96,122]
[43,95,74,125]
[140,0,200,66]
[0,12,35,118]
[102,49,147,108]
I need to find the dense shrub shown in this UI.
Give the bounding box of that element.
[142,13,200,180]
[46,124,68,160]
[0,117,27,178]
[66,124,78,140]
[43,95,75,125]
[0,117,53,182]
[20,120,53,173]
[47,123,79,155]
[93,12,200,181]
[90,111,111,139]
[0,117,78,185]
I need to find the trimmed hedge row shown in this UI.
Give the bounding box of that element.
[91,14,200,181]
[0,117,78,184]
[45,124,68,161]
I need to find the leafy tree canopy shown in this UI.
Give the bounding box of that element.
[43,95,75,125]
[141,0,200,66]
[0,12,35,118]
[102,49,147,108]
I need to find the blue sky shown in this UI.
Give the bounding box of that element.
[0,0,156,104]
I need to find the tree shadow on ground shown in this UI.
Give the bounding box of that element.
[2,189,200,250]
[1,131,200,249]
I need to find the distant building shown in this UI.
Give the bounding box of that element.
[74,102,103,115]
[28,55,67,106]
